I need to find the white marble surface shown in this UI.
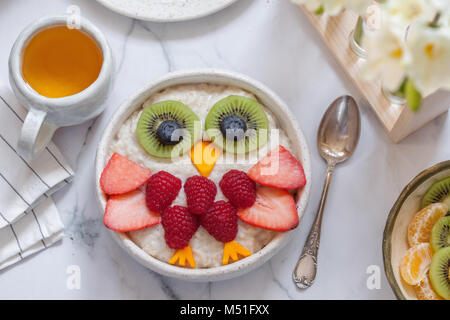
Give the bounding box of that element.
[0,0,449,300]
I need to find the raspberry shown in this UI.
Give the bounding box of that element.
[184,176,217,215]
[219,170,256,208]
[162,206,199,249]
[146,171,182,213]
[200,201,238,243]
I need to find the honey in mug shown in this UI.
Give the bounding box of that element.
[21,25,103,98]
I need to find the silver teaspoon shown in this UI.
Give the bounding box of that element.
[293,95,361,289]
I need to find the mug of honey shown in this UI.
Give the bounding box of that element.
[9,15,113,160]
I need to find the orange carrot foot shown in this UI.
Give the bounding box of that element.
[223,241,251,265]
[169,246,196,268]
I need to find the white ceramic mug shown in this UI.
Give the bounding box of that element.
[9,15,113,160]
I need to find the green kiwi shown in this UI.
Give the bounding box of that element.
[136,100,201,159]
[205,95,269,154]
[421,177,450,210]
[431,216,450,252]
[429,247,450,300]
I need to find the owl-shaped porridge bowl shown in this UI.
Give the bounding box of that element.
[95,69,312,281]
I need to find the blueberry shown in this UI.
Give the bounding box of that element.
[220,115,247,141]
[156,120,183,145]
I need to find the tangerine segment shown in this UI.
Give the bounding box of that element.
[407,203,447,247]
[223,241,251,265]
[415,273,443,300]
[190,141,221,178]
[400,243,433,285]
[169,246,196,268]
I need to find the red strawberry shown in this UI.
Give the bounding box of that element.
[184,176,217,215]
[219,170,256,208]
[146,171,182,213]
[162,206,199,249]
[200,201,238,243]
[248,145,306,189]
[104,190,161,232]
[100,153,152,195]
[237,186,298,231]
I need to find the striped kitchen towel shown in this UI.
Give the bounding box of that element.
[0,198,64,270]
[0,86,73,270]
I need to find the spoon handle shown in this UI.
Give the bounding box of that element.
[293,164,334,289]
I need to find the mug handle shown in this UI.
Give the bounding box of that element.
[17,109,57,161]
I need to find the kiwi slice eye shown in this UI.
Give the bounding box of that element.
[422,177,450,211]
[136,100,201,159]
[205,95,269,154]
[431,216,450,252]
[429,247,450,300]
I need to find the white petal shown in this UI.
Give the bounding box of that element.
[407,25,450,96]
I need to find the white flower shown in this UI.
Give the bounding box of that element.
[381,0,436,26]
[429,0,450,13]
[430,1,450,28]
[321,0,348,15]
[407,24,450,96]
[290,0,323,12]
[361,20,410,91]
[290,0,372,16]
[444,14,450,28]
[341,0,374,15]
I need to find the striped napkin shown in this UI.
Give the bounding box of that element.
[0,86,73,270]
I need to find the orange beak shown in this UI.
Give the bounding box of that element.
[190,141,221,178]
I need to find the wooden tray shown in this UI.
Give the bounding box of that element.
[301,7,450,143]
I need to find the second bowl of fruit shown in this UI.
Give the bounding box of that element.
[95,69,311,281]
[384,161,450,300]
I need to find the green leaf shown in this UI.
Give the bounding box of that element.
[405,79,422,112]
[314,5,324,15]
[398,78,407,95]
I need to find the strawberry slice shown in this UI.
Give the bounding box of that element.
[100,153,151,195]
[237,186,298,231]
[104,190,161,232]
[248,145,306,189]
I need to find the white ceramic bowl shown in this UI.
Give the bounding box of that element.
[383,161,450,299]
[95,69,312,281]
[95,0,239,22]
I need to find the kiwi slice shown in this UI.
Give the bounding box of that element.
[421,177,450,210]
[431,216,450,252]
[429,247,450,300]
[205,95,269,154]
[136,100,201,159]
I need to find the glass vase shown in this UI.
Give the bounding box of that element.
[349,16,367,58]
[382,87,407,105]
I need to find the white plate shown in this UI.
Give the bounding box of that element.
[95,0,240,22]
[95,69,312,281]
